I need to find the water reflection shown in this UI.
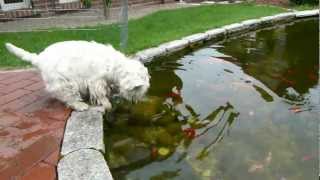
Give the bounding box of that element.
[105,18,318,180]
[219,19,319,102]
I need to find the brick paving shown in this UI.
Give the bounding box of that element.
[0,70,71,180]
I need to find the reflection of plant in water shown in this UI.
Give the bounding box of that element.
[105,97,240,179]
[196,109,239,160]
[220,19,318,101]
[179,104,238,178]
[150,169,181,180]
[195,103,238,137]
[172,102,240,179]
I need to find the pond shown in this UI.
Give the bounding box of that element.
[105,18,319,180]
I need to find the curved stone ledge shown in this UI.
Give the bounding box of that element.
[295,9,319,18]
[134,46,167,63]
[182,33,209,44]
[205,28,227,41]
[224,22,249,36]
[241,19,261,31]
[159,39,190,53]
[134,10,319,63]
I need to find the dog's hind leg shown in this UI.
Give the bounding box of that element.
[49,83,89,111]
[88,79,112,111]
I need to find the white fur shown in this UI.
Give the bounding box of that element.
[5,41,150,111]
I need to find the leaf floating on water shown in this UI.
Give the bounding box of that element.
[204,106,224,121]
[176,152,188,163]
[150,170,181,179]
[227,112,239,126]
[248,163,264,173]
[196,149,209,160]
[264,152,272,165]
[201,170,211,177]
[224,69,233,74]
[158,147,170,156]
[253,85,274,102]
[185,104,200,117]
[187,116,197,124]
[248,151,272,173]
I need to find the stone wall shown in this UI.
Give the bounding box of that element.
[0,0,82,20]
[0,0,174,20]
[91,0,174,8]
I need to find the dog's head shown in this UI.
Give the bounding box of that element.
[118,59,150,102]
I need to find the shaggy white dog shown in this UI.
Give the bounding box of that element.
[5,41,150,111]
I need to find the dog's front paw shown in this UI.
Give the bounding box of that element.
[69,102,90,111]
[101,100,112,112]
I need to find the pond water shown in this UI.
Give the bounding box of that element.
[105,18,319,180]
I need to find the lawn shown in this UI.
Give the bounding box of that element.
[0,3,286,68]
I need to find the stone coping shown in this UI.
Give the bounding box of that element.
[133,9,319,63]
[57,9,319,180]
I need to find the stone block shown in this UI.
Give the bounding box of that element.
[134,47,167,63]
[295,10,319,18]
[205,28,226,41]
[224,23,248,36]
[158,39,189,53]
[60,107,105,156]
[182,33,209,44]
[58,149,113,180]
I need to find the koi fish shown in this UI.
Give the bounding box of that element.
[151,146,158,159]
[167,90,183,103]
[167,92,181,98]
[183,128,196,139]
[285,69,294,75]
[280,77,295,86]
[308,73,318,81]
[289,106,303,113]
[302,153,317,161]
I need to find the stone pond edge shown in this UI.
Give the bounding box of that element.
[57,9,319,180]
[133,9,319,63]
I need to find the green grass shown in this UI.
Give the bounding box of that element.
[0,3,285,68]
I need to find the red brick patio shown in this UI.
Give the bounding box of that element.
[0,70,71,180]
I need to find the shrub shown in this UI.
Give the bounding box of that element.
[289,0,319,5]
[82,0,92,8]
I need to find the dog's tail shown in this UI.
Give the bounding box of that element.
[5,43,39,66]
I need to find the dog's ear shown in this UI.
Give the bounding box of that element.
[132,85,143,91]
[130,80,145,90]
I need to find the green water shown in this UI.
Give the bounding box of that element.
[105,18,319,180]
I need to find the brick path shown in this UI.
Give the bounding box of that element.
[0,70,71,180]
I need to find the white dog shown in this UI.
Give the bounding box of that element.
[5,41,150,111]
